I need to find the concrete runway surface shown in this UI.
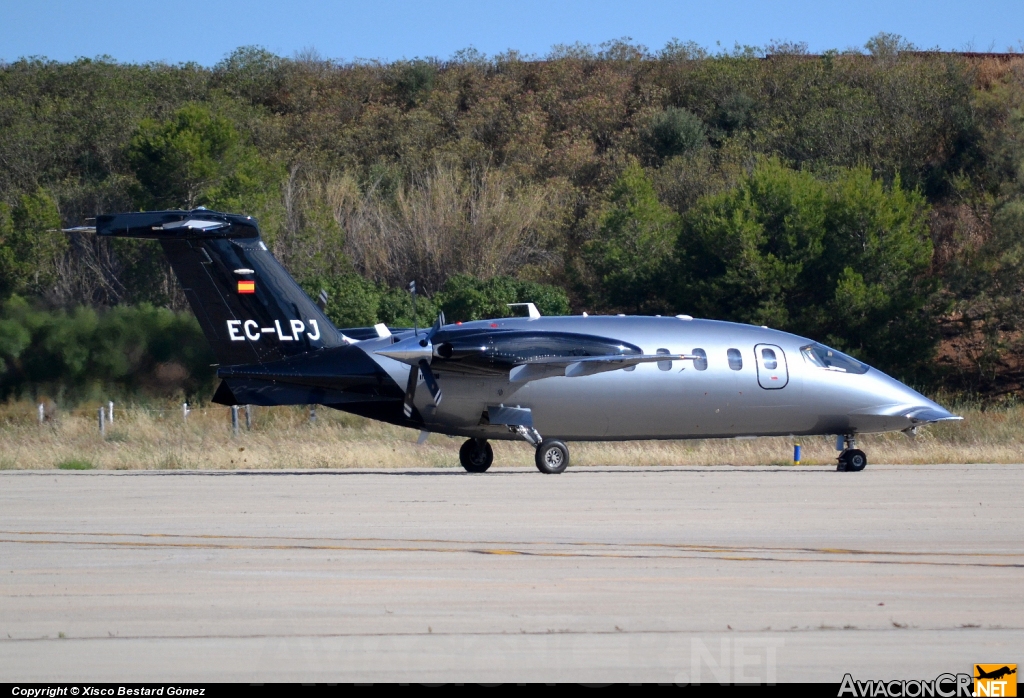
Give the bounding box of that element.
[1,464,1021,683]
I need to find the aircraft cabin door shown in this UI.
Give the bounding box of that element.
[754,344,788,389]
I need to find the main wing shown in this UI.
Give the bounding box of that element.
[377,326,696,386]
[509,352,695,382]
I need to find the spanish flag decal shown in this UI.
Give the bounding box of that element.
[237,280,255,294]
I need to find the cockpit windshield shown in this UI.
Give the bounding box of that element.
[800,343,869,375]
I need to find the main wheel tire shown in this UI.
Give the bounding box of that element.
[535,440,569,474]
[844,449,867,472]
[459,439,493,473]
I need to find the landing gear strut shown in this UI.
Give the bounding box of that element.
[459,438,493,473]
[836,434,867,472]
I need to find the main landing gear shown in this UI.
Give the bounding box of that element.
[836,434,867,472]
[458,432,571,474]
[459,438,493,473]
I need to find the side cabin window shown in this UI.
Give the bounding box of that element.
[727,348,743,371]
[761,347,778,370]
[656,348,672,371]
[692,348,707,371]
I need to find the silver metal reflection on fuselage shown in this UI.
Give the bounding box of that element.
[362,315,957,441]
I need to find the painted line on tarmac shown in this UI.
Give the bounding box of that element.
[2,625,1023,643]
[1,534,1022,569]
[1,529,1021,560]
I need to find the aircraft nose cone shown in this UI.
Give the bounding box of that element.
[375,337,432,365]
[904,404,961,424]
[846,371,961,432]
[880,376,961,424]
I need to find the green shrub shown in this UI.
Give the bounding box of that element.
[56,459,93,470]
[0,297,216,402]
[642,107,707,161]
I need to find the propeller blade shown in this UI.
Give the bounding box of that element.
[403,364,418,417]
[419,359,442,406]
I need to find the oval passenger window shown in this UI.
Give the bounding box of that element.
[656,348,671,371]
[692,348,707,371]
[727,348,743,371]
[761,348,777,370]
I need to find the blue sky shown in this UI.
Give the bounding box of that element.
[1,0,1021,65]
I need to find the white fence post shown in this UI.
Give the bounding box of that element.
[98,407,106,437]
[38,403,44,425]
[108,401,114,423]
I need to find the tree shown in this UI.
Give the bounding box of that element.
[300,273,384,328]
[641,107,707,162]
[676,160,828,328]
[0,297,215,401]
[434,274,571,322]
[300,273,570,328]
[582,162,680,313]
[864,32,916,59]
[0,189,65,298]
[0,47,1019,394]
[214,46,285,107]
[127,104,255,210]
[676,159,935,379]
[0,297,31,375]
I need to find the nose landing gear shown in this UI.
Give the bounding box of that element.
[507,424,569,474]
[836,434,867,472]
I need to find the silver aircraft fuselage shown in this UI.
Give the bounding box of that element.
[361,315,954,441]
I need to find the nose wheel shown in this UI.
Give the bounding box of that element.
[459,438,493,473]
[836,434,867,472]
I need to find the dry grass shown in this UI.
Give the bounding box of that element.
[0,400,1021,471]
[329,165,566,293]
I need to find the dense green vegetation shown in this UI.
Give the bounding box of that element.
[1,36,1023,401]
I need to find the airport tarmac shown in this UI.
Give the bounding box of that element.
[1,463,1021,683]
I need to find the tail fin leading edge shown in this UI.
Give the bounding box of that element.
[96,209,342,366]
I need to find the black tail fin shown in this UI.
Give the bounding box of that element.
[96,209,342,366]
